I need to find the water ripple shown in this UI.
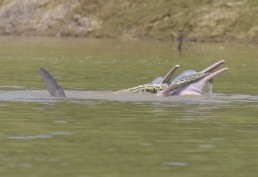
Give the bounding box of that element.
[162,161,189,167]
[7,132,73,140]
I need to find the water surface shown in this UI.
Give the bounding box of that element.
[0,37,258,177]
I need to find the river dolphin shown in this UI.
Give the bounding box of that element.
[39,60,227,97]
[157,60,228,96]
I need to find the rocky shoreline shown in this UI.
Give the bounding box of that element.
[0,0,257,43]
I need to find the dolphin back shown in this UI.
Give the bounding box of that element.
[39,67,66,97]
[151,77,164,84]
[171,69,196,82]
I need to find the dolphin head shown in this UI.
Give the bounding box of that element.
[173,67,228,96]
[157,60,227,96]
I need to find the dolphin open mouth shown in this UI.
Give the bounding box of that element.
[162,65,180,83]
[200,60,225,73]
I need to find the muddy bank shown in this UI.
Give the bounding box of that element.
[0,0,258,42]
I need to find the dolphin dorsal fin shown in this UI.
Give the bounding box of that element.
[39,67,66,97]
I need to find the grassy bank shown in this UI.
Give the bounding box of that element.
[0,0,258,43]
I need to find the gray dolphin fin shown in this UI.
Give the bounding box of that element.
[39,67,66,97]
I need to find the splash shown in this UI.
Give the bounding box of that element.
[207,81,213,96]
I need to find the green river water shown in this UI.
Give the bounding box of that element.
[0,36,258,177]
